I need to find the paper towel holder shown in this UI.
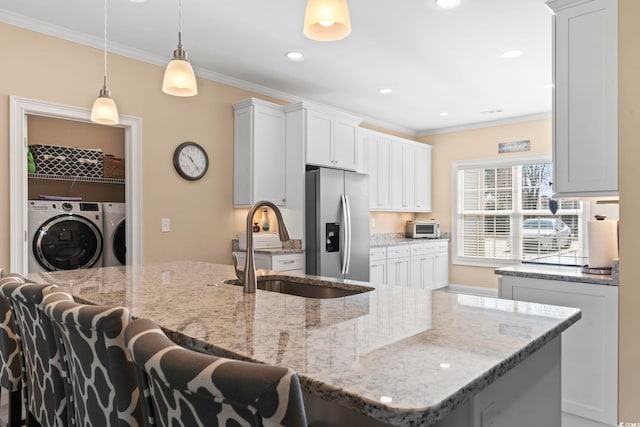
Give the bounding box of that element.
[582,213,614,275]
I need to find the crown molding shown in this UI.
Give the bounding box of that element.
[417,112,552,137]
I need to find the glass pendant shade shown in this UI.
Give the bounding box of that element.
[91,88,119,125]
[162,48,198,96]
[304,0,352,42]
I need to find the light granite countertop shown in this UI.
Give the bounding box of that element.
[370,238,450,248]
[495,262,618,286]
[28,262,580,426]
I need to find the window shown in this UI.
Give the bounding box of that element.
[453,155,586,265]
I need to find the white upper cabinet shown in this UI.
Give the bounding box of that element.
[296,103,361,171]
[366,129,432,212]
[548,0,618,197]
[364,130,391,210]
[414,144,432,212]
[233,98,286,206]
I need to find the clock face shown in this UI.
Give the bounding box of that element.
[173,142,209,181]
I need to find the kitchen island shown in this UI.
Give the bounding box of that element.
[28,261,580,427]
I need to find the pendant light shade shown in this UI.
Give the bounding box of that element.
[304,0,352,42]
[91,81,119,125]
[91,0,119,125]
[163,0,197,97]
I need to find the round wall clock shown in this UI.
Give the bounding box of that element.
[173,141,209,181]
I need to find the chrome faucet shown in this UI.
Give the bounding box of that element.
[235,201,290,293]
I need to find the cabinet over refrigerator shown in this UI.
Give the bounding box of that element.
[305,168,369,282]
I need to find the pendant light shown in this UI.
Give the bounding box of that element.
[162,0,198,97]
[303,0,352,42]
[91,0,119,125]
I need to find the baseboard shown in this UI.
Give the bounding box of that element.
[444,283,499,297]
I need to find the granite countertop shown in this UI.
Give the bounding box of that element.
[28,262,580,426]
[370,237,450,248]
[495,261,618,286]
[231,238,304,254]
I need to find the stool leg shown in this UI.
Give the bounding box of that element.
[8,389,21,427]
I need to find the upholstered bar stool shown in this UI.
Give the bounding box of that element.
[41,287,147,427]
[0,281,72,427]
[0,275,26,427]
[125,318,308,427]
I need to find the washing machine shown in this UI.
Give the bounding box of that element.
[102,202,126,267]
[28,200,104,273]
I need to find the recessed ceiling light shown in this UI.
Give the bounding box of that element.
[501,49,524,59]
[378,88,393,95]
[285,51,305,62]
[439,362,451,369]
[544,82,554,89]
[435,0,461,9]
[439,112,449,116]
[129,0,146,3]
[480,109,503,115]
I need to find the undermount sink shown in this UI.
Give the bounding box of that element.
[222,277,372,299]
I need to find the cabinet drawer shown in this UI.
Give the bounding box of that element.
[369,247,387,262]
[410,244,436,256]
[386,245,411,259]
[271,254,304,271]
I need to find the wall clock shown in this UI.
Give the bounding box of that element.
[173,141,209,181]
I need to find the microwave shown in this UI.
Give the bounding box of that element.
[406,220,440,239]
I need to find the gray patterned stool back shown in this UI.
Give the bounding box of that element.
[0,275,26,427]
[125,318,308,427]
[0,281,72,427]
[42,287,147,427]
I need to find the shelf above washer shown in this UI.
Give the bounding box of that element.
[28,173,125,185]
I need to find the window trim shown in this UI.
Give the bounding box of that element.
[451,154,583,267]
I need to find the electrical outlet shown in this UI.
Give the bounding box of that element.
[161,218,170,232]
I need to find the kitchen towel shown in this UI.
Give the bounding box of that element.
[588,218,618,268]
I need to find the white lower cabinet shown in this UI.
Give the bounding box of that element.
[386,245,411,287]
[499,276,618,426]
[369,247,387,286]
[369,241,449,289]
[232,252,305,275]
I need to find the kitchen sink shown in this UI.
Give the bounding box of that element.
[221,277,372,299]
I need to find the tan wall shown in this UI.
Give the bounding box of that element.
[418,118,552,288]
[0,22,286,268]
[618,0,640,421]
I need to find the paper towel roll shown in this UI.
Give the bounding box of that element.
[588,219,618,268]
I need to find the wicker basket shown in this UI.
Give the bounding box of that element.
[103,154,125,179]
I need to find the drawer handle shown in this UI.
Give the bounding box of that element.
[280,260,296,264]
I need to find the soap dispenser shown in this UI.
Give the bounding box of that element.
[260,209,270,232]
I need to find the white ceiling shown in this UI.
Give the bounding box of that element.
[0,0,553,135]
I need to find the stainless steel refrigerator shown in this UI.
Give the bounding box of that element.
[305,168,370,282]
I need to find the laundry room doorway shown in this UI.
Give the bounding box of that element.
[9,96,142,274]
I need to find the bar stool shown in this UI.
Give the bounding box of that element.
[41,287,147,427]
[0,275,26,427]
[0,281,72,427]
[125,318,308,427]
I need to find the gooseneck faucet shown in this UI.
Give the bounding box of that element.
[238,200,290,293]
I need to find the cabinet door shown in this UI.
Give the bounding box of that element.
[306,110,334,168]
[333,120,357,171]
[387,256,410,287]
[390,142,404,210]
[254,106,286,205]
[414,145,431,212]
[433,252,448,289]
[410,255,427,289]
[402,144,415,210]
[368,135,391,210]
[499,276,618,425]
[552,0,618,197]
[370,259,387,286]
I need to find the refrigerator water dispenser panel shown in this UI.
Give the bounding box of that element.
[326,223,340,252]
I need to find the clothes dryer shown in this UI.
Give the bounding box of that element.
[28,200,104,273]
[102,202,126,266]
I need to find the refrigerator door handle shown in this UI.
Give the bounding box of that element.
[344,194,353,275]
[340,194,348,275]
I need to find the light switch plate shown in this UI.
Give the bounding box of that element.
[161,218,170,232]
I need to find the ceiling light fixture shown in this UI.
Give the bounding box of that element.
[304,0,352,42]
[285,51,305,62]
[90,0,119,126]
[378,88,393,95]
[435,0,461,9]
[439,112,449,116]
[162,0,198,96]
[501,49,524,59]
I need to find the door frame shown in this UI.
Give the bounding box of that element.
[9,96,143,274]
